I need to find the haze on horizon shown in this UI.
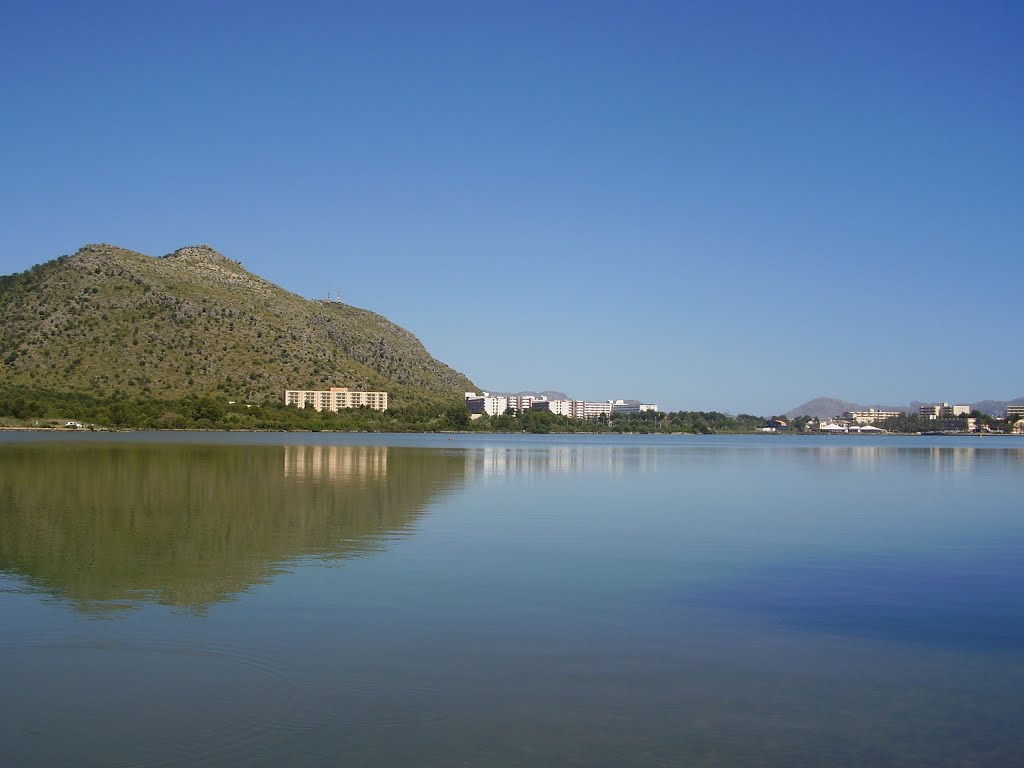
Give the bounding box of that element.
[1,1,1021,416]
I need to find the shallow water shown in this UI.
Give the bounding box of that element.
[2,433,1022,766]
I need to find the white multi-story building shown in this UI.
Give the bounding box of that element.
[547,399,576,417]
[465,392,510,417]
[610,400,660,415]
[1005,405,1024,419]
[465,392,657,420]
[509,395,537,412]
[919,402,970,420]
[843,408,904,425]
[581,401,612,418]
[284,387,388,412]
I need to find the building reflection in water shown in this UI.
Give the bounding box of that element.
[283,444,388,482]
[459,441,1024,482]
[463,445,662,479]
[792,443,1024,473]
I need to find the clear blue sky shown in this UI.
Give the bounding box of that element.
[2,1,1021,415]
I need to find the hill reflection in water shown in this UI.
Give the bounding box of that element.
[0,442,466,613]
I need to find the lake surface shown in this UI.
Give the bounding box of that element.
[2,432,1022,766]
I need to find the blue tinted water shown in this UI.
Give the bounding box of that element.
[1,433,1022,766]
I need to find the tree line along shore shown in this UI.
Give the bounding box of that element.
[2,387,1016,435]
[1,386,771,433]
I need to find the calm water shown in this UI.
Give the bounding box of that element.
[1,432,1022,767]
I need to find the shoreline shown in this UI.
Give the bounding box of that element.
[0,425,1017,438]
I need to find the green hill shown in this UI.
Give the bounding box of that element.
[0,243,475,408]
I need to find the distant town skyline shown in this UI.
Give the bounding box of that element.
[473,389,1024,419]
[465,391,659,420]
[1,1,1021,416]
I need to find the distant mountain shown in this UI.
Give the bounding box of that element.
[969,397,1024,416]
[485,391,655,405]
[788,396,1024,419]
[785,398,906,420]
[486,390,572,401]
[0,243,475,407]
[528,390,571,401]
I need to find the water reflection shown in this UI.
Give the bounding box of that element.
[463,444,663,478]
[1,435,1022,767]
[0,443,465,613]
[460,439,1024,478]
[787,442,1024,473]
[283,444,388,482]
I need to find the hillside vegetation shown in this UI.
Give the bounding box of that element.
[0,244,475,409]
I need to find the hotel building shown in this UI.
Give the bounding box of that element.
[284,387,388,412]
[918,402,970,420]
[465,392,511,417]
[843,408,904,425]
[466,392,658,420]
